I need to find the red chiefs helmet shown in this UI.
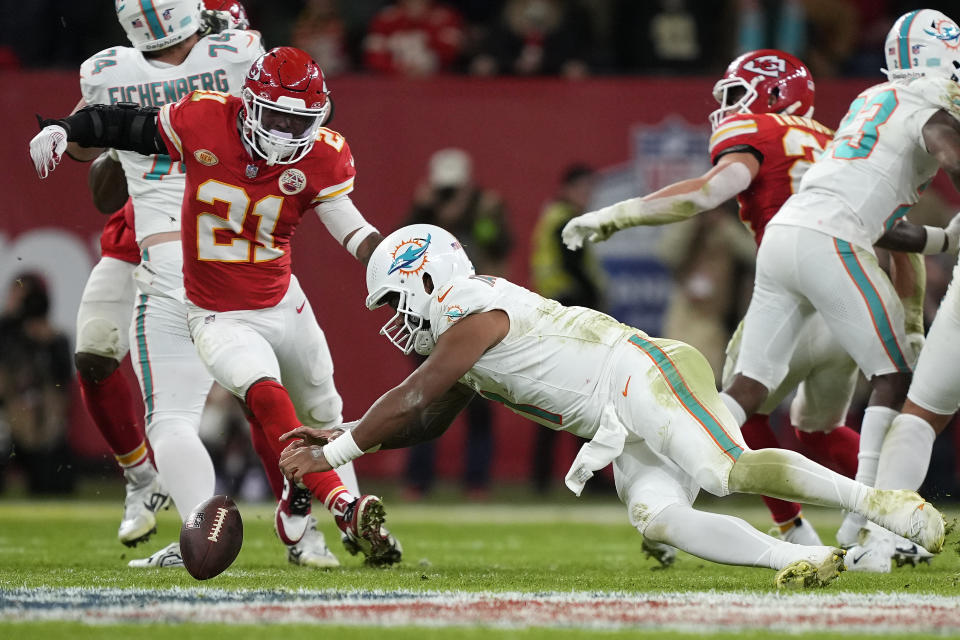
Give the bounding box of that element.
[241,47,331,165]
[710,49,816,129]
[202,0,250,30]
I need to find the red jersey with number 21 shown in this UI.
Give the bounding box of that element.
[708,112,833,246]
[157,90,356,311]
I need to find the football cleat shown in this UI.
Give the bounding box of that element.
[118,465,170,547]
[774,516,823,546]
[844,524,894,573]
[336,495,403,566]
[893,535,934,568]
[775,548,846,589]
[274,478,312,546]
[835,511,865,548]
[641,538,677,568]
[864,490,945,553]
[844,543,892,573]
[127,541,184,569]
[287,516,340,569]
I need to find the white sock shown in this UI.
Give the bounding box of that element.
[644,503,832,570]
[856,406,898,486]
[847,406,898,531]
[147,420,216,521]
[875,413,936,490]
[719,392,747,427]
[335,461,361,497]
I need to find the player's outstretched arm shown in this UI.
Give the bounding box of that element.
[29,103,167,179]
[561,153,758,250]
[876,215,960,254]
[278,311,507,482]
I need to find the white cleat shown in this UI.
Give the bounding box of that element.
[275,478,312,546]
[118,466,170,547]
[127,542,183,569]
[845,524,894,573]
[775,547,846,589]
[777,516,823,546]
[865,490,945,553]
[641,538,677,568]
[287,516,340,569]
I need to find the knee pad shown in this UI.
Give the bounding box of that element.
[76,316,126,361]
[302,392,343,427]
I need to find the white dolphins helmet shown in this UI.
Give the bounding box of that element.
[366,224,475,355]
[884,9,960,82]
[116,0,203,52]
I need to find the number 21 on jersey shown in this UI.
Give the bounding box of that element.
[196,180,284,263]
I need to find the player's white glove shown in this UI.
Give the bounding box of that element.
[562,211,613,250]
[944,211,960,254]
[29,124,68,179]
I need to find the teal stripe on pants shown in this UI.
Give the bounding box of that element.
[834,239,910,372]
[627,335,742,461]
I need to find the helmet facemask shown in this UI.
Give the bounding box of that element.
[241,89,329,165]
[709,76,757,129]
[370,287,433,356]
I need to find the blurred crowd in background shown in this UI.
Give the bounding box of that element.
[2,0,960,501]
[1,0,958,78]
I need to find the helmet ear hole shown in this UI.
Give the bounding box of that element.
[423,273,434,295]
[769,86,780,108]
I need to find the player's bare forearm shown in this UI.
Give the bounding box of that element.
[354,231,384,266]
[350,381,444,452]
[875,222,927,252]
[379,382,475,449]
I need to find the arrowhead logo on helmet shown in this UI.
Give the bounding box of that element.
[709,49,816,130]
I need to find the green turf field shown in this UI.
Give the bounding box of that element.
[1,489,959,638]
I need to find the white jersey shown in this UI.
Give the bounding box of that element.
[79,30,263,241]
[768,77,957,249]
[429,275,636,439]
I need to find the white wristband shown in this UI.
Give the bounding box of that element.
[922,226,948,254]
[321,430,365,468]
[345,225,379,257]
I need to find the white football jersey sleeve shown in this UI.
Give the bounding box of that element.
[429,275,636,438]
[768,77,947,248]
[79,30,263,241]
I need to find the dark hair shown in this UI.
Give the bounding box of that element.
[12,272,50,319]
[561,163,595,186]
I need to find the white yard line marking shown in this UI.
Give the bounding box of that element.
[2,588,959,632]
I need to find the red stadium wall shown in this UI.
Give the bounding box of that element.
[0,72,891,483]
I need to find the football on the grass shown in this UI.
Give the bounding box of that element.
[179,495,243,580]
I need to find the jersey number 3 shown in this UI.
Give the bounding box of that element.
[833,89,898,160]
[196,180,284,263]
